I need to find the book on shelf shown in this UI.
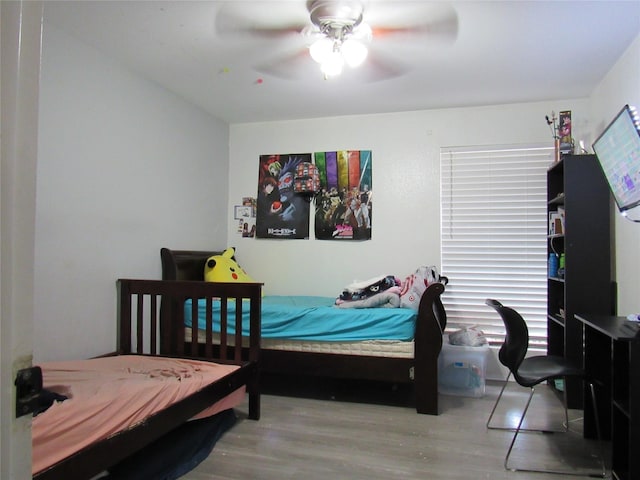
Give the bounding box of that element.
[549,208,565,235]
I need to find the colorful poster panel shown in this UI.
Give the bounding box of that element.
[559,110,572,154]
[315,150,372,240]
[256,153,311,239]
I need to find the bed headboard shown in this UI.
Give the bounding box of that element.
[160,248,223,281]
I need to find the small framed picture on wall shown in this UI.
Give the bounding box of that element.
[234,205,252,220]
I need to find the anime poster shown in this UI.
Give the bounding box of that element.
[559,110,572,154]
[315,150,372,240]
[256,153,311,239]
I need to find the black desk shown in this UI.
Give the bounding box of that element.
[575,314,640,480]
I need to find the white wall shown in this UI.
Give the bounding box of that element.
[34,25,230,362]
[228,99,590,297]
[588,34,640,317]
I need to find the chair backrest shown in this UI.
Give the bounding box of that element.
[485,299,529,376]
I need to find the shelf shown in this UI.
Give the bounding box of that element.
[612,470,628,480]
[548,193,565,205]
[612,403,630,480]
[613,399,630,419]
[546,154,612,414]
[547,313,565,327]
[548,276,565,283]
[579,315,637,480]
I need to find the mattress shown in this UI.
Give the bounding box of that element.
[32,355,245,475]
[184,295,417,342]
[185,327,415,358]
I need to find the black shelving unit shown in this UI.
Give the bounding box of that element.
[577,314,640,480]
[546,154,613,408]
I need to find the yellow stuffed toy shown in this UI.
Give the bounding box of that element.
[204,247,256,283]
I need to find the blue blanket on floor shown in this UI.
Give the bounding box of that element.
[105,408,237,480]
[184,295,417,342]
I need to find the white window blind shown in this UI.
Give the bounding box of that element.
[440,144,553,350]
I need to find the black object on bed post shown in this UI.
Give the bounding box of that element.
[414,282,446,415]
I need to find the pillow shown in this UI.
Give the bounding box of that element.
[203,247,257,283]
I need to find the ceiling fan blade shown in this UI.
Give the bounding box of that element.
[368,3,458,45]
[214,2,309,38]
[254,49,313,80]
[216,0,458,82]
[351,48,409,82]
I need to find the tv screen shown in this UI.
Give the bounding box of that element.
[593,104,640,213]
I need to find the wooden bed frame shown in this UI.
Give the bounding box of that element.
[160,248,447,415]
[33,278,261,480]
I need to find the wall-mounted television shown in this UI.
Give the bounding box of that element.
[593,104,640,215]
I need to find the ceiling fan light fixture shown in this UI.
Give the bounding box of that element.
[306,1,372,77]
[309,37,333,64]
[341,38,368,67]
[321,50,344,77]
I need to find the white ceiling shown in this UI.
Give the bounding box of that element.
[43,1,640,124]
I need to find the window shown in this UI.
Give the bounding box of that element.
[440,144,553,350]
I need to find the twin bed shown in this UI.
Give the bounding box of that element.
[33,279,262,480]
[32,247,447,479]
[161,247,447,416]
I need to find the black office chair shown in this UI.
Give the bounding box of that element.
[486,299,568,435]
[485,299,606,477]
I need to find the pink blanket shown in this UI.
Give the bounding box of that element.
[32,355,245,475]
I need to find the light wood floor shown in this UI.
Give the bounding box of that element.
[181,377,610,480]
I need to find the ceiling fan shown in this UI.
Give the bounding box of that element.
[213,1,458,81]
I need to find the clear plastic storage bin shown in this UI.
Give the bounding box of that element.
[438,337,490,398]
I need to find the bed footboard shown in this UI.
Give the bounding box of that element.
[116,278,263,420]
[413,281,446,414]
[256,282,446,415]
[33,280,262,480]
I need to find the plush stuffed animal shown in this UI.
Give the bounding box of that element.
[399,266,448,310]
[204,247,256,283]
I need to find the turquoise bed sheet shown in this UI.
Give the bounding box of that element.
[184,295,417,342]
